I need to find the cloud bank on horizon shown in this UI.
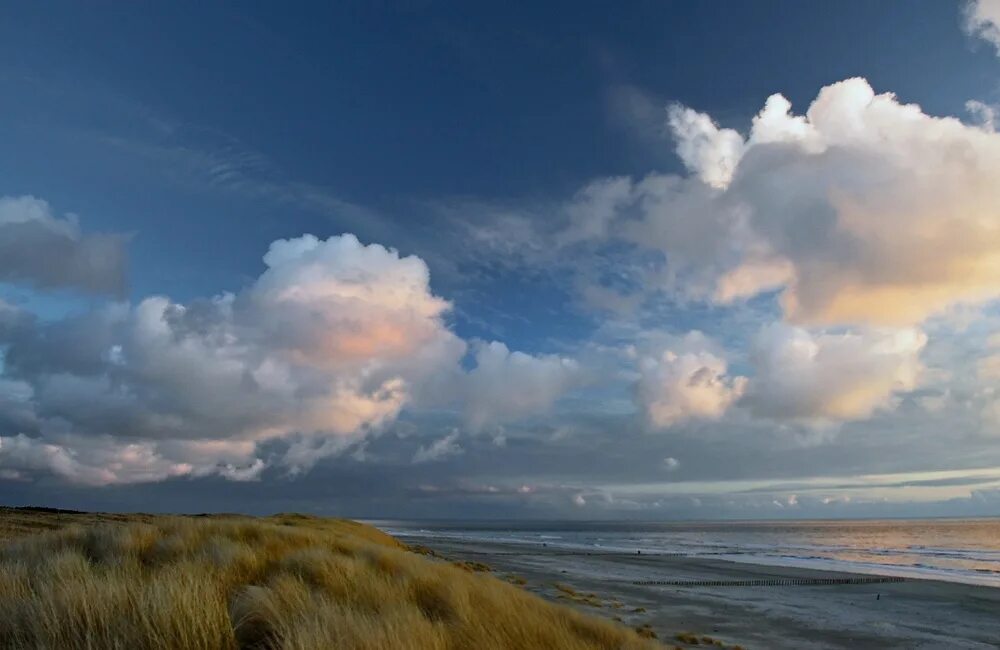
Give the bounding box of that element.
[1,1,1000,517]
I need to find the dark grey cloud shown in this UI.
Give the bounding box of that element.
[0,196,127,295]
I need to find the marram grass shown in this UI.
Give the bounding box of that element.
[0,512,662,649]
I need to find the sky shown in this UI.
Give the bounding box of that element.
[2,1,1000,519]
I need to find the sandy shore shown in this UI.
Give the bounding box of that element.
[408,535,1000,650]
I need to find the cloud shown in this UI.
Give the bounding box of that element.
[979,354,1000,381]
[726,79,1000,325]
[412,430,463,464]
[462,341,582,432]
[0,230,587,484]
[632,322,927,429]
[0,433,201,486]
[667,104,745,189]
[567,78,1000,327]
[0,196,127,295]
[744,324,926,423]
[557,177,634,246]
[635,333,747,428]
[662,456,680,471]
[94,120,390,239]
[964,0,1000,54]
[0,234,468,483]
[966,100,997,131]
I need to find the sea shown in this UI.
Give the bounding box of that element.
[372,518,1000,588]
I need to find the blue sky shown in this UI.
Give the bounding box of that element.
[2,1,1000,518]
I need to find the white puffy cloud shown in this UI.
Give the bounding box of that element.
[462,341,582,432]
[0,234,470,483]
[667,104,744,189]
[0,232,588,484]
[632,324,927,428]
[964,0,1000,55]
[635,334,746,428]
[744,324,926,423]
[563,77,1000,436]
[569,78,1000,327]
[0,196,127,295]
[726,78,1000,326]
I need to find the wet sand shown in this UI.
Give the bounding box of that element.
[411,536,1000,650]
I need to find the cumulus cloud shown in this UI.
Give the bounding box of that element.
[0,234,470,483]
[744,324,926,423]
[667,104,744,188]
[964,0,1000,54]
[567,78,1000,327]
[462,341,582,432]
[726,79,1000,325]
[635,333,746,428]
[0,232,587,484]
[0,196,127,295]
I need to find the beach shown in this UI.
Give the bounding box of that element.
[403,534,1000,649]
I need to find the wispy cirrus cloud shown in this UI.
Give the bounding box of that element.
[94,128,389,236]
[4,70,391,238]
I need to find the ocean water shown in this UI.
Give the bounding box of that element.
[373,518,1000,588]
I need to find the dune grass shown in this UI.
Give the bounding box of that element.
[0,510,663,650]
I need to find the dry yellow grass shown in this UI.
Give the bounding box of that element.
[0,509,663,650]
[0,506,160,542]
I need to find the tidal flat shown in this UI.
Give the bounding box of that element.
[409,534,1000,650]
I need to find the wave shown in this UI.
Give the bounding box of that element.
[380,521,1000,589]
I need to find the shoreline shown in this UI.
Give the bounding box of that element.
[405,534,1000,650]
[379,525,1000,590]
